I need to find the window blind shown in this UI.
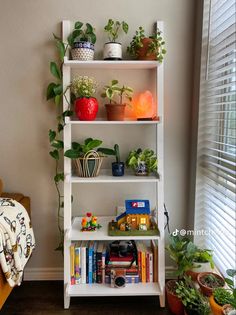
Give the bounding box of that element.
[194,0,236,275]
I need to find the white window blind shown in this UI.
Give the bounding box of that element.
[194,0,236,274]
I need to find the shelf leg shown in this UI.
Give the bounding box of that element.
[159,293,165,308]
[64,283,70,309]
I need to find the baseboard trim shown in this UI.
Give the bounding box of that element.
[24,266,176,281]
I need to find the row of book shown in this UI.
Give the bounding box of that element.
[70,240,158,285]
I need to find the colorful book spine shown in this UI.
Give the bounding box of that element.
[136,241,142,282]
[81,241,87,284]
[126,275,139,284]
[102,243,107,283]
[74,245,81,284]
[96,242,103,284]
[93,242,98,283]
[151,240,158,282]
[70,244,75,285]
[148,248,153,283]
[146,250,150,283]
[141,244,146,283]
[88,241,94,284]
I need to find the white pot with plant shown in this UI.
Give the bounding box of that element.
[67,21,96,61]
[103,19,128,60]
[101,80,133,121]
[126,148,158,176]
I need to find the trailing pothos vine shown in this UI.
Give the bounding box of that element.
[46,34,73,253]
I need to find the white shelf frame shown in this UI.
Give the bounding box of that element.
[62,20,165,309]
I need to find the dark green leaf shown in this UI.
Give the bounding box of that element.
[67,33,74,47]
[56,40,65,61]
[122,21,129,34]
[72,29,82,42]
[49,129,56,142]
[84,138,93,145]
[50,62,61,79]
[75,21,83,29]
[85,139,102,151]
[226,269,236,277]
[63,110,73,117]
[86,23,93,33]
[58,123,64,132]
[89,33,96,44]
[72,142,81,150]
[47,82,57,100]
[51,140,64,149]
[64,149,80,159]
[54,173,64,183]
[111,80,118,86]
[53,33,61,40]
[50,150,59,160]
[53,84,63,96]
[97,148,115,155]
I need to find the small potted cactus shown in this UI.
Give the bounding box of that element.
[111,144,124,176]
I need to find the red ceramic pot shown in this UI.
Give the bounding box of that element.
[166,280,184,315]
[75,97,98,121]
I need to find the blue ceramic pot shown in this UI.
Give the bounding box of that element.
[112,162,124,176]
[73,41,94,50]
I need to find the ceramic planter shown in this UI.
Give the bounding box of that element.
[75,97,98,121]
[112,162,124,176]
[197,272,225,296]
[71,41,95,60]
[136,161,148,176]
[209,295,224,315]
[105,103,126,121]
[103,42,122,60]
[137,38,156,60]
[166,280,184,315]
[186,262,213,281]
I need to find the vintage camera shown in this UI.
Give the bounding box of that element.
[110,269,126,288]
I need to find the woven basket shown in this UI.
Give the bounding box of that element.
[73,150,104,177]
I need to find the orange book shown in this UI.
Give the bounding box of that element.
[140,243,146,283]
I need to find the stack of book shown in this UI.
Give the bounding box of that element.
[70,240,158,285]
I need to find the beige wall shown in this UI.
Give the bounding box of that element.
[0,0,196,276]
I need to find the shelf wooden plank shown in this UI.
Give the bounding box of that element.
[67,170,159,184]
[64,57,159,69]
[68,282,161,296]
[67,117,161,125]
[70,216,160,241]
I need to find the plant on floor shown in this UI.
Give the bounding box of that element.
[126,148,157,176]
[46,34,73,253]
[101,80,133,120]
[127,26,166,62]
[176,276,211,315]
[71,75,98,121]
[197,272,225,296]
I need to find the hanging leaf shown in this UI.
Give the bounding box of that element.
[54,173,64,183]
[47,82,57,100]
[50,62,61,79]
[51,140,64,149]
[56,40,65,61]
[49,129,56,142]
[53,84,63,95]
[54,94,61,106]
[50,150,59,160]
[63,110,73,117]
[58,123,64,132]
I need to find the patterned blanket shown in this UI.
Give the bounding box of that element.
[0,197,35,287]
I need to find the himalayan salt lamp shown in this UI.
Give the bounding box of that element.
[133,90,156,119]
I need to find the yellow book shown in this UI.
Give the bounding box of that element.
[70,244,75,284]
[141,243,146,283]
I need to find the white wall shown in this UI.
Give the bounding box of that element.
[0,0,196,277]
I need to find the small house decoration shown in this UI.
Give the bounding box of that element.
[116,200,151,231]
[81,212,102,231]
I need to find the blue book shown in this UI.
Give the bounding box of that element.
[88,241,94,284]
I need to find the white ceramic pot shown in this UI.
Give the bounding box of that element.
[192,261,213,273]
[103,42,122,60]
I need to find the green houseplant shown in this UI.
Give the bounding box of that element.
[197,272,225,296]
[71,75,98,121]
[46,33,73,252]
[101,79,133,121]
[127,26,166,62]
[126,148,157,176]
[64,138,114,177]
[176,277,211,315]
[103,19,128,60]
[67,21,96,60]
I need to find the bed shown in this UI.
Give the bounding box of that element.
[0,179,31,309]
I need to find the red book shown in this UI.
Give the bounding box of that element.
[109,253,134,262]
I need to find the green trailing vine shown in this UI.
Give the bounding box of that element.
[46,33,73,253]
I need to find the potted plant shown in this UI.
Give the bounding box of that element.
[67,21,96,60]
[126,148,157,176]
[197,272,225,296]
[209,269,236,315]
[101,80,133,121]
[176,277,211,315]
[103,19,128,60]
[165,235,195,315]
[64,138,114,177]
[127,26,166,62]
[186,246,214,281]
[71,75,98,121]
[110,144,124,176]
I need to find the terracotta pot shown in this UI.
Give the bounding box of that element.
[197,272,225,296]
[74,97,98,121]
[137,38,156,60]
[105,103,126,121]
[186,262,213,281]
[166,280,184,315]
[209,295,224,315]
